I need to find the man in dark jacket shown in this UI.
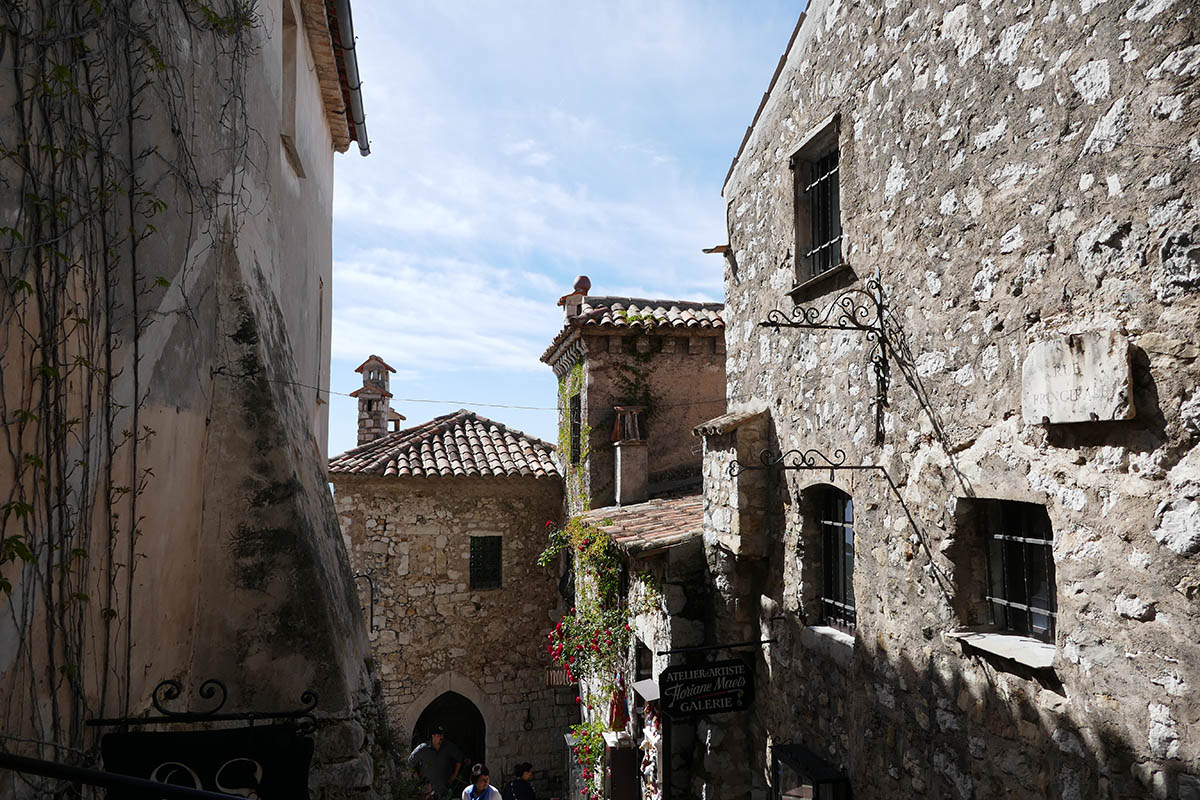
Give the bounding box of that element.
[408,725,465,798]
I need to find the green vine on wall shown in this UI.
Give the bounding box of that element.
[557,360,592,510]
[540,516,632,798]
[0,0,259,776]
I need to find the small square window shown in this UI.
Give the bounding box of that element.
[470,536,502,590]
[791,118,843,281]
[979,500,1057,642]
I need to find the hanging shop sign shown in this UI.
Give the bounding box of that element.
[101,725,313,800]
[658,659,754,719]
[89,678,318,800]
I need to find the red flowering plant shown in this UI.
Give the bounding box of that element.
[540,517,634,796]
[540,517,630,689]
[567,718,607,800]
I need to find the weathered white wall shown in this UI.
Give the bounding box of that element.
[0,2,377,797]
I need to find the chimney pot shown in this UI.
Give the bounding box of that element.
[613,405,648,505]
[573,275,591,294]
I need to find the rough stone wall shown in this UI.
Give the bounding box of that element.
[709,0,1200,798]
[577,332,725,511]
[334,475,576,794]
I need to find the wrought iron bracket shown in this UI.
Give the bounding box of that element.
[656,639,778,656]
[731,448,952,601]
[87,678,318,730]
[759,274,899,444]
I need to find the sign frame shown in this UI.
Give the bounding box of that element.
[658,658,754,719]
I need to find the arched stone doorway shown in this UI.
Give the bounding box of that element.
[412,691,486,770]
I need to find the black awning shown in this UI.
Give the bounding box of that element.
[773,743,849,785]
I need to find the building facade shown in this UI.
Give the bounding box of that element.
[696,1,1200,798]
[0,1,381,797]
[330,400,574,795]
[540,280,728,799]
[541,278,727,515]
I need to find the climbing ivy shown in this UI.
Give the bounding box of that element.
[557,360,591,510]
[0,0,259,775]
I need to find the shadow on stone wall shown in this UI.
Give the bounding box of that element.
[840,638,1197,800]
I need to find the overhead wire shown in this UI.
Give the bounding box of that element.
[261,376,759,414]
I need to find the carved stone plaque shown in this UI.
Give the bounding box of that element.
[1021,331,1133,424]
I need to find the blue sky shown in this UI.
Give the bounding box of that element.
[328,2,804,456]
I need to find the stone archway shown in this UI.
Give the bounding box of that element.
[411,691,486,768]
[402,672,499,761]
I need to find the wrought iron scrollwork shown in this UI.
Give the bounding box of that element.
[89,678,319,729]
[727,448,953,602]
[759,275,900,444]
[730,448,849,478]
[152,678,228,717]
[761,278,885,333]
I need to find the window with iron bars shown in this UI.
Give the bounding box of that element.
[819,488,855,631]
[792,135,842,281]
[980,500,1056,642]
[469,536,502,590]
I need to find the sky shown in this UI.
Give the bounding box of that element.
[328,1,804,457]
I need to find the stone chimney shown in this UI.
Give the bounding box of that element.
[613,405,648,505]
[351,354,400,445]
[558,275,591,321]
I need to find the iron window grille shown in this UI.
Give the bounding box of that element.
[469,536,502,590]
[569,393,582,465]
[981,500,1057,642]
[793,144,842,280]
[819,489,855,631]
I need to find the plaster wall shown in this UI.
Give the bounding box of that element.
[704,0,1200,797]
[334,475,576,795]
[0,3,375,797]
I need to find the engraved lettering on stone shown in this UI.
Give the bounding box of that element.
[1021,331,1134,424]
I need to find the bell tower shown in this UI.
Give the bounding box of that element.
[351,354,402,445]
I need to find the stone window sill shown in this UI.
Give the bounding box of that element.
[948,629,1056,671]
[787,262,852,301]
[801,624,854,667]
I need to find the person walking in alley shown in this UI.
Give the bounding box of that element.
[461,764,502,800]
[502,762,536,800]
[408,725,465,798]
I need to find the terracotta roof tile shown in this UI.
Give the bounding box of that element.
[329,409,559,479]
[693,408,769,437]
[541,296,724,364]
[579,493,703,556]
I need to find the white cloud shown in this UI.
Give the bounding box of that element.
[333,249,563,374]
[324,0,804,457]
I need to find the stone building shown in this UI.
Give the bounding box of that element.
[0,1,383,798]
[330,398,574,795]
[540,280,727,799]
[575,496,708,800]
[688,1,1200,798]
[351,354,407,445]
[541,278,727,514]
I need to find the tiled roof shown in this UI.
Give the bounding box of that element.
[355,354,396,373]
[348,379,392,398]
[693,407,768,436]
[329,409,558,479]
[541,296,725,364]
[578,493,703,556]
